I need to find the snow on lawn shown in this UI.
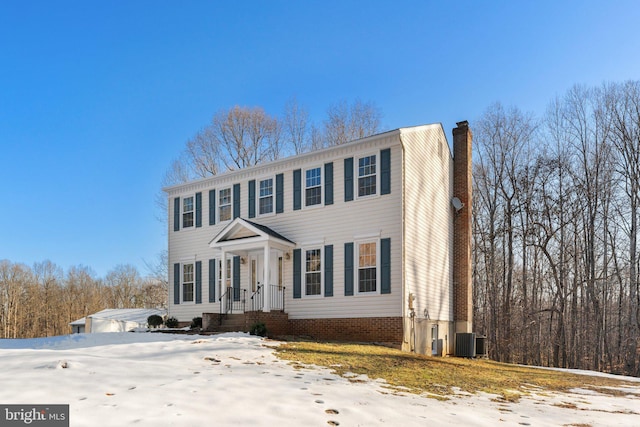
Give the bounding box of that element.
[0,332,639,426]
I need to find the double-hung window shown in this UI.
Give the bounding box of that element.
[259,178,273,215]
[357,241,377,293]
[182,263,194,302]
[305,167,322,206]
[182,196,194,228]
[305,248,322,296]
[219,188,232,222]
[358,155,377,197]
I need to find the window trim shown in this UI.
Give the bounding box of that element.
[303,246,323,298]
[258,176,276,217]
[355,239,380,295]
[218,187,233,223]
[182,195,195,229]
[304,166,323,208]
[181,262,195,304]
[355,153,379,200]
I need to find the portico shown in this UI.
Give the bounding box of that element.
[209,218,295,312]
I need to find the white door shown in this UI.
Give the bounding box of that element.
[251,250,286,310]
[250,251,280,290]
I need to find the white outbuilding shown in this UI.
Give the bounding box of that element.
[70,309,165,333]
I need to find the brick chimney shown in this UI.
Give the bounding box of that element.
[452,121,473,333]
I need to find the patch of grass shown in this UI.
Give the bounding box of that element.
[275,340,638,401]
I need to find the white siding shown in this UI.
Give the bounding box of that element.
[400,125,454,324]
[166,132,404,322]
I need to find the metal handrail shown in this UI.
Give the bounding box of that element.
[247,284,286,312]
[219,287,246,319]
[250,285,264,312]
[270,285,286,311]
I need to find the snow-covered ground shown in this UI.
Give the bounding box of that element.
[0,332,639,426]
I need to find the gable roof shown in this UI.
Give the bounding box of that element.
[242,219,295,244]
[69,317,86,326]
[209,217,295,251]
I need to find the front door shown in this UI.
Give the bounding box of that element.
[249,250,285,311]
[250,252,280,289]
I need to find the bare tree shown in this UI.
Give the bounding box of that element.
[605,80,640,375]
[0,261,31,338]
[186,126,221,178]
[155,155,193,224]
[104,264,143,309]
[33,260,63,336]
[211,105,282,170]
[143,250,169,309]
[473,102,537,362]
[323,99,382,146]
[283,96,310,155]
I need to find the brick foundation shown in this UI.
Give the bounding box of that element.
[288,317,403,345]
[247,311,290,336]
[247,312,402,345]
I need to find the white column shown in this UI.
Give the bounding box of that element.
[220,249,226,300]
[263,243,271,312]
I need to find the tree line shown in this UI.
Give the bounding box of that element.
[472,80,640,376]
[0,260,166,338]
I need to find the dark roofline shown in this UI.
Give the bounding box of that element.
[242,218,295,244]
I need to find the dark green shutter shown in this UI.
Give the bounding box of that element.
[324,245,333,297]
[276,173,284,213]
[248,180,256,218]
[324,162,333,205]
[381,238,391,294]
[233,183,241,219]
[195,192,202,228]
[195,261,202,303]
[233,256,241,301]
[344,242,354,296]
[293,248,301,299]
[293,169,302,210]
[344,158,354,202]
[208,259,216,302]
[173,198,180,231]
[173,263,180,304]
[381,148,391,195]
[209,189,216,225]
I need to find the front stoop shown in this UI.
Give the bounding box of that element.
[203,313,248,333]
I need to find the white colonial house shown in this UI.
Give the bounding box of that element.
[164,121,472,355]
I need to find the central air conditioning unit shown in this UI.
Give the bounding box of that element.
[475,335,488,358]
[455,332,476,358]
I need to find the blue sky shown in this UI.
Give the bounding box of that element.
[1,1,639,278]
